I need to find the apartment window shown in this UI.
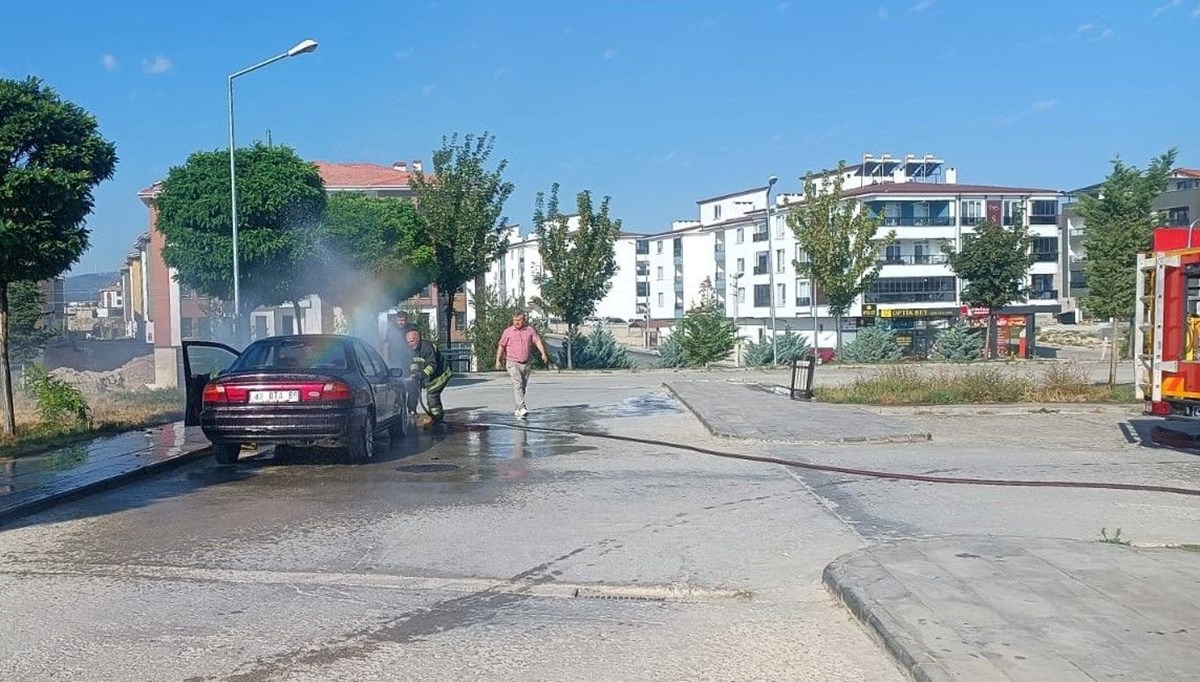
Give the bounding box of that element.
[658,292,664,307]
[673,238,682,257]
[777,283,786,302]
[454,311,467,330]
[656,266,663,281]
[636,239,649,254]
[636,282,649,297]
[656,241,663,254]
[1032,274,1054,292]
[754,251,769,275]
[753,284,771,307]
[884,244,901,264]
[737,287,746,303]
[180,317,193,338]
[1167,206,1191,227]
[796,279,812,307]
[736,258,745,274]
[636,262,649,276]
[1003,200,1024,225]
[775,215,786,239]
[960,200,983,225]
[796,246,809,264]
[865,277,956,304]
[1034,236,1058,262]
[714,204,723,220]
[736,228,744,244]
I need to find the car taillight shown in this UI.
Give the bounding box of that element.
[202,383,227,405]
[319,382,353,402]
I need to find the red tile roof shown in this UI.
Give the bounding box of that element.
[841,181,1061,197]
[1172,168,1200,178]
[313,161,411,189]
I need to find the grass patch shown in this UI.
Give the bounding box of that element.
[2,388,184,458]
[1099,527,1132,546]
[818,363,1135,406]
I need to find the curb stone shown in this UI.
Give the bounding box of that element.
[0,444,212,528]
[822,554,953,682]
[662,382,932,445]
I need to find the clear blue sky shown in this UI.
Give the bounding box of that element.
[2,0,1195,275]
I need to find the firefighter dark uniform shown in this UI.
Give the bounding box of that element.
[407,338,451,421]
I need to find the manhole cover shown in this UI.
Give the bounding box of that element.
[396,464,461,473]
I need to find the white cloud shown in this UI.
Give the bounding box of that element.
[1091,27,1114,41]
[1030,99,1057,112]
[877,6,890,20]
[421,84,435,96]
[141,55,172,74]
[908,0,934,13]
[493,66,511,81]
[101,54,118,72]
[1153,0,1183,16]
[1076,22,1095,33]
[602,47,617,60]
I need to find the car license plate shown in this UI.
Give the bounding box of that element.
[249,390,300,404]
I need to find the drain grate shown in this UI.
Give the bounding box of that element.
[396,464,461,473]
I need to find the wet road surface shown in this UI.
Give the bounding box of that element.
[0,377,902,681]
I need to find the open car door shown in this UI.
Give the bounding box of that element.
[182,341,241,426]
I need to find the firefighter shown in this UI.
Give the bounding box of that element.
[404,328,451,423]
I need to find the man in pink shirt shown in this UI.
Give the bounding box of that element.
[494,311,550,418]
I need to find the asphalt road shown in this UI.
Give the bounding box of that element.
[0,375,902,681]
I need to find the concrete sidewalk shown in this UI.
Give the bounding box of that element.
[664,379,931,444]
[0,422,211,525]
[824,536,1200,681]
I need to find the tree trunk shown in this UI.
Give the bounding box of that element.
[987,313,999,359]
[442,286,455,348]
[834,313,843,356]
[566,324,575,370]
[0,281,15,437]
[1108,317,1119,388]
[472,274,486,370]
[292,300,304,335]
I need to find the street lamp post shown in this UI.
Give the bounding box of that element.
[765,176,779,365]
[1187,219,1200,248]
[228,38,319,338]
[729,271,743,365]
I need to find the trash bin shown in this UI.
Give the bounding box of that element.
[790,356,816,401]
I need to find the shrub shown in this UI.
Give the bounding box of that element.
[657,333,685,368]
[840,326,903,364]
[929,323,984,363]
[677,285,736,367]
[22,365,91,425]
[743,329,812,366]
[558,326,632,369]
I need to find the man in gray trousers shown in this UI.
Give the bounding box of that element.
[494,311,550,418]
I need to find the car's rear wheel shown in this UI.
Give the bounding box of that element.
[348,413,375,463]
[213,443,240,465]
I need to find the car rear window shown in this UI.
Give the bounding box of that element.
[232,338,349,371]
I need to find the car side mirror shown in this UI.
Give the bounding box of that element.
[389,368,406,379]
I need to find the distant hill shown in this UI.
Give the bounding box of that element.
[63,271,120,303]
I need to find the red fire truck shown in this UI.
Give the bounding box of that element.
[1135,227,1200,419]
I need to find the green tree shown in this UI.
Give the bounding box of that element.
[0,77,117,436]
[315,192,434,333]
[411,132,515,347]
[942,212,1036,359]
[656,332,685,368]
[558,326,632,369]
[677,283,737,367]
[1078,149,1178,386]
[9,281,51,366]
[155,143,326,334]
[533,183,622,369]
[840,325,903,364]
[787,161,894,353]
[929,322,984,363]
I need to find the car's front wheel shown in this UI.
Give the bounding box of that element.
[213,443,240,465]
[347,413,375,463]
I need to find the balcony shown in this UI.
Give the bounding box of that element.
[752,231,769,242]
[1030,215,1059,226]
[1030,289,1059,300]
[865,291,956,304]
[877,254,949,266]
[878,216,953,227]
[960,216,985,226]
[753,265,769,275]
[795,297,812,307]
[1034,252,1059,263]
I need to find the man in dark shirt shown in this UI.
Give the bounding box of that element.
[382,311,414,369]
[403,328,452,422]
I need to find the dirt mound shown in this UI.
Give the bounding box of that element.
[49,354,156,394]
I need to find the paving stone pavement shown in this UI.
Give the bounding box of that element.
[0,422,212,525]
[824,535,1200,682]
[664,380,932,444]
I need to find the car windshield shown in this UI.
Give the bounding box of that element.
[231,337,349,371]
